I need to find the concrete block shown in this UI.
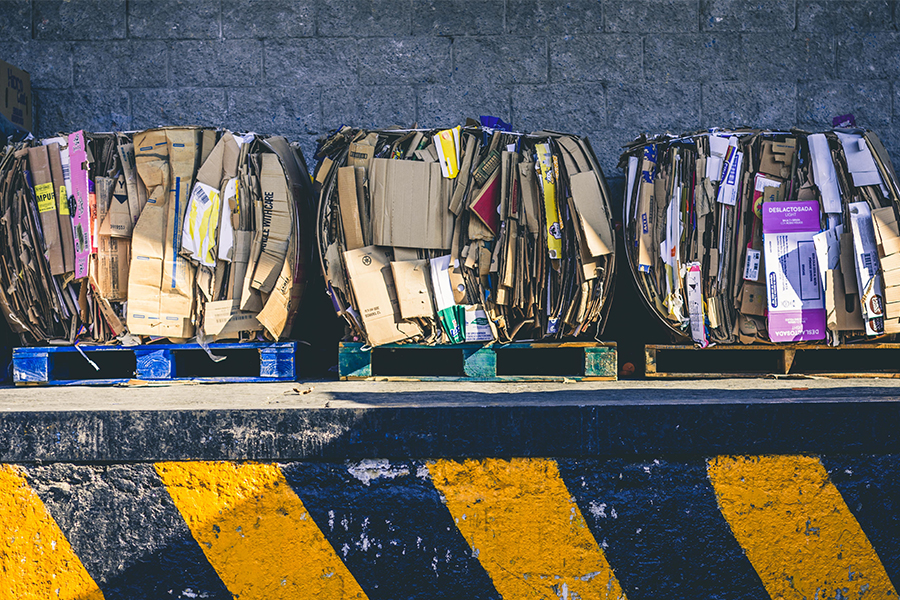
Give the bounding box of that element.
[265,39,359,87]
[170,40,263,87]
[454,37,548,86]
[34,0,126,40]
[74,41,167,88]
[319,0,411,37]
[550,35,642,83]
[605,0,699,33]
[798,81,892,128]
[741,34,834,81]
[606,82,701,132]
[417,84,511,128]
[412,0,504,36]
[512,84,606,133]
[223,0,315,39]
[227,87,321,135]
[131,88,227,130]
[702,82,797,129]
[701,0,795,31]
[0,0,31,43]
[321,85,416,129]
[799,1,895,33]
[0,42,73,89]
[129,0,219,39]
[36,89,130,137]
[359,37,451,85]
[507,0,603,35]
[838,32,900,80]
[644,34,742,82]
[585,128,636,179]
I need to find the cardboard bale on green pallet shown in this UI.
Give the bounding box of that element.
[621,127,900,347]
[314,119,617,348]
[0,128,314,347]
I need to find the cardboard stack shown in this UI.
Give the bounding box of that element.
[0,128,314,346]
[621,128,900,346]
[314,120,617,347]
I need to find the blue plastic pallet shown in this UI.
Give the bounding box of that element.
[13,342,297,386]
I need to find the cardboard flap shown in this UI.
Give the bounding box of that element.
[338,166,364,250]
[197,131,240,189]
[569,171,613,257]
[390,259,434,319]
[469,168,500,235]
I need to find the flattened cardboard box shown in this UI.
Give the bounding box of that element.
[251,153,291,293]
[344,246,421,346]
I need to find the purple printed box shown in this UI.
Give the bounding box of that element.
[762,201,826,342]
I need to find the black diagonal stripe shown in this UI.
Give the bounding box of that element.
[282,461,501,600]
[558,458,768,600]
[25,464,232,600]
[822,455,900,590]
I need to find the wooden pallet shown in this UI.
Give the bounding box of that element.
[13,342,297,386]
[339,341,617,381]
[645,343,900,378]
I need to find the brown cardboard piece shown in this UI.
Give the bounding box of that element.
[840,232,859,299]
[118,142,148,222]
[390,259,434,319]
[371,159,448,250]
[569,171,614,257]
[250,152,291,294]
[127,128,199,339]
[26,145,65,275]
[872,206,900,257]
[740,281,767,317]
[343,246,421,346]
[759,139,796,179]
[96,217,130,302]
[826,269,865,331]
[108,175,133,238]
[338,166,364,250]
[46,142,75,273]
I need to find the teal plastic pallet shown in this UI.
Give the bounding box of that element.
[13,342,297,386]
[339,341,617,381]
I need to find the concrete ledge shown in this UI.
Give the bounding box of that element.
[0,380,898,462]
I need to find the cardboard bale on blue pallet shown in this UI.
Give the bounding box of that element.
[0,128,314,347]
[620,128,900,346]
[313,120,617,347]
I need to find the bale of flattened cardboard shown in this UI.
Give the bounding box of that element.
[313,120,617,347]
[0,128,314,346]
[620,127,900,346]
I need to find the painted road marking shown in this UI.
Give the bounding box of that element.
[708,455,897,600]
[430,458,627,600]
[282,460,501,599]
[156,461,368,600]
[0,465,104,600]
[558,458,766,600]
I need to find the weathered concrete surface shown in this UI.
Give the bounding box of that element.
[2,456,898,599]
[0,381,898,598]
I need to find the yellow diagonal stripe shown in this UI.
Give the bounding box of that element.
[0,465,104,600]
[430,458,626,600]
[156,461,367,600]
[708,455,897,600]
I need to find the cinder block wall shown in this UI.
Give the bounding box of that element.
[2,0,899,182]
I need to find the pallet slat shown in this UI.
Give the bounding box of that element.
[645,343,900,378]
[13,342,297,386]
[339,342,617,381]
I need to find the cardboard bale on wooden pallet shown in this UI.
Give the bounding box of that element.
[313,120,617,348]
[621,127,900,346]
[0,127,314,349]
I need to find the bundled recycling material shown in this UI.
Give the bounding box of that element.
[314,120,616,347]
[621,128,900,346]
[0,127,314,346]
